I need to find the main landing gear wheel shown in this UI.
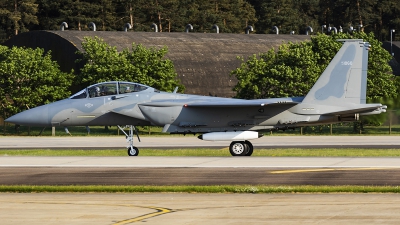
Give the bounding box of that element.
[127,146,139,156]
[244,140,253,156]
[229,141,254,156]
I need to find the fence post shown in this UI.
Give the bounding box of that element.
[389,110,392,135]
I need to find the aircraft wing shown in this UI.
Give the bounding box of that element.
[184,101,299,107]
[139,99,300,107]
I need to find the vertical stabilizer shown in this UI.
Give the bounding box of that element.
[303,39,370,105]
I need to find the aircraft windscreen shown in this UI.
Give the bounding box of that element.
[119,82,148,94]
[70,82,149,99]
[70,89,87,99]
[88,83,118,98]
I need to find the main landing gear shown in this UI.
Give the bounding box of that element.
[117,125,140,156]
[229,140,253,156]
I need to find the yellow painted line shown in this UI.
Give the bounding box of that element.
[113,206,173,225]
[77,115,96,118]
[270,167,390,174]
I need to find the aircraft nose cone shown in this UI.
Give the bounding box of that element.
[5,105,50,126]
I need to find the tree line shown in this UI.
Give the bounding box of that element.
[0,0,399,43]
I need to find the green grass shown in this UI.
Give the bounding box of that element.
[2,148,400,157]
[1,185,400,193]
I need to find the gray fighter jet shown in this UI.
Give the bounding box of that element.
[5,39,387,156]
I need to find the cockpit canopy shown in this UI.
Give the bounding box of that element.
[70,81,151,99]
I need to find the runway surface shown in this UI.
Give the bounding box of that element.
[1,136,400,186]
[1,167,400,186]
[1,156,400,185]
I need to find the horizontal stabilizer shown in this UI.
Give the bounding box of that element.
[326,104,385,116]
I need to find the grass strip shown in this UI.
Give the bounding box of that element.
[2,148,400,157]
[1,185,400,193]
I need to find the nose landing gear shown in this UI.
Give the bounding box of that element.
[117,125,140,156]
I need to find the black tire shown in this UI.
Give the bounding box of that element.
[229,141,247,156]
[244,140,253,156]
[127,146,139,156]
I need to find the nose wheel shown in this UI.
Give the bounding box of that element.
[127,146,139,156]
[118,125,140,156]
[229,141,253,156]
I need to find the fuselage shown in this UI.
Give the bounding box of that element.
[4,81,349,133]
[6,80,385,134]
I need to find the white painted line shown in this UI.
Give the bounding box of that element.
[1,165,400,168]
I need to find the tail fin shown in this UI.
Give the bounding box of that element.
[303,39,370,105]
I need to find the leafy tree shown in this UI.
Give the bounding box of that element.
[77,36,184,92]
[232,39,321,99]
[232,32,399,100]
[0,45,74,118]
